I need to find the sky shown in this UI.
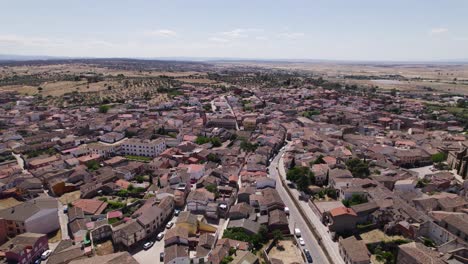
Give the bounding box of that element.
[1,0,468,61]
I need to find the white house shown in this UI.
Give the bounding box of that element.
[394,179,417,192]
[121,138,166,157]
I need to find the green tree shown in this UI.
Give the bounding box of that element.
[287,166,315,191]
[431,152,447,163]
[346,158,370,178]
[86,160,100,171]
[99,104,110,113]
[342,194,368,207]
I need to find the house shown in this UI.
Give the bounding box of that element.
[196,233,216,258]
[228,219,261,235]
[164,244,189,264]
[121,138,166,157]
[397,242,445,264]
[164,226,189,247]
[0,233,49,264]
[255,177,276,189]
[208,239,230,264]
[99,132,125,143]
[68,207,87,241]
[441,214,468,242]
[175,212,217,236]
[72,199,108,215]
[89,220,113,243]
[136,204,164,236]
[229,203,255,220]
[231,250,259,264]
[47,239,88,264]
[250,188,285,214]
[325,207,358,234]
[312,163,330,185]
[175,212,198,235]
[186,188,215,214]
[338,236,371,264]
[393,179,417,192]
[112,220,145,249]
[68,252,139,264]
[268,209,289,234]
[0,198,59,243]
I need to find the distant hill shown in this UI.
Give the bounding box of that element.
[0,54,467,64]
[0,54,69,61]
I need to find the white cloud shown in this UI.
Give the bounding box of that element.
[209,37,230,43]
[143,29,177,37]
[430,27,449,35]
[278,32,305,39]
[0,34,62,47]
[210,28,264,42]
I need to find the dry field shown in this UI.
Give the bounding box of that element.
[268,240,304,264]
[219,61,468,95]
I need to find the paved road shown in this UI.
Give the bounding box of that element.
[275,148,345,264]
[133,230,166,264]
[12,152,27,173]
[268,145,330,264]
[57,202,70,240]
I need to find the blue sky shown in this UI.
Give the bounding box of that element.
[1,0,467,61]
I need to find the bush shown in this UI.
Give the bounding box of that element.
[99,105,110,113]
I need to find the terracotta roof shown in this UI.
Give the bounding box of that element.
[73,199,108,215]
[329,206,357,217]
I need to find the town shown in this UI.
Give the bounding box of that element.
[0,58,467,264]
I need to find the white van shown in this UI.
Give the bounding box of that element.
[294,228,302,237]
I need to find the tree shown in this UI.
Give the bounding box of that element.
[86,160,100,171]
[240,140,258,152]
[287,166,315,192]
[431,152,447,163]
[157,177,161,188]
[99,105,110,113]
[272,229,284,243]
[211,137,222,147]
[313,155,325,164]
[342,194,368,207]
[346,158,370,178]
[207,153,221,163]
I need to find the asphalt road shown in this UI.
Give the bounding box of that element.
[268,144,331,264]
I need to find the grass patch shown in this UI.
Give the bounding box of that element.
[124,155,152,162]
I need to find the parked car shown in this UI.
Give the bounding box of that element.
[166,222,174,229]
[41,250,52,260]
[294,228,302,237]
[174,209,180,216]
[63,206,68,214]
[284,207,290,215]
[298,237,305,246]
[143,241,154,250]
[156,233,164,241]
[304,249,313,263]
[160,252,165,262]
[34,259,41,264]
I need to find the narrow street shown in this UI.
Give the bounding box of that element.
[276,147,345,264]
[268,143,332,264]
